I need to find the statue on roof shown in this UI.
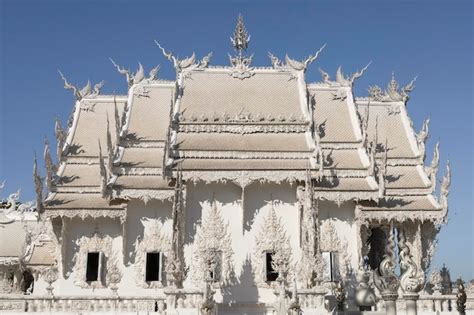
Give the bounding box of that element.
[58,70,104,101]
[368,73,417,103]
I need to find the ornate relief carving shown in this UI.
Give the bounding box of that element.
[319,220,351,279]
[429,268,442,293]
[191,201,234,287]
[228,54,255,79]
[420,222,439,272]
[252,206,292,287]
[72,229,114,289]
[111,189,174,204]
[134,220,171,288]
[398,228,424,293]
[184,170,306,187]
[178,123,308,134]
[373,224,399,294]
[180,108,306,124]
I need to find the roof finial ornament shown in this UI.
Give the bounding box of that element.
[228,15,254,79]
[58,70,103,101]
[368,72,417,103]
[231,14,250,56]
[155,41,211,75]
[109,58,145,88]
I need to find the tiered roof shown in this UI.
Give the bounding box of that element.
[40,17,449,225]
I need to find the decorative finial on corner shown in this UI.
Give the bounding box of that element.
[231,14,250,56]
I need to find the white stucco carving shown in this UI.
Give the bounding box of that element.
[191,201,234,287]
[134,220,171,288]
[252,206,292,287]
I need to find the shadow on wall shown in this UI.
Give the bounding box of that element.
[64,217,122,278]
[125,199,172,266]
[221,256,259,304]
[243,182,297,233]
[184,182,241,246]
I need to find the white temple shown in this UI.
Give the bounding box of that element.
[0,15,472,315]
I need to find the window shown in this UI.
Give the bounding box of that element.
[86,252,101,282]
[145,252,161,282]
[265,252,278,282]
[321,251,339,282]
[206,249,222,281]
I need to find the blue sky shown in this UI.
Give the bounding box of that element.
[0,0,472,280]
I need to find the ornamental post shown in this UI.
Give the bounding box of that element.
[373,223,399,315]
[398,227,424,315]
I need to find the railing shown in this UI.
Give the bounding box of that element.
[0,289,203,313]
[0,291,472,313]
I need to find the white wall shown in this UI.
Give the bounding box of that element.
[49,183,360,305]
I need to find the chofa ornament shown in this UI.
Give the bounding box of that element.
[368,73,416,103]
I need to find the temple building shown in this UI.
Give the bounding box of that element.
[1,16,471,315]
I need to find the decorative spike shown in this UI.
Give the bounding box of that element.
[148,65,160,80]
[98,140,107,197]
[417,117,430,161]
[378,140,388,198]
[114,101,121,143]
[43,137,56,192]
[110,58,133,87]
[106,115,114,175]
[440,161,451,204]
[401,76,417,102]
[79,80,91,97]
[428,142,440,192]
[58,70,81,101]
[33,152,43,213]
[90,80,105,98]
[134,63,145,83]
[54,116,66,161]
[230,14,250,54]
